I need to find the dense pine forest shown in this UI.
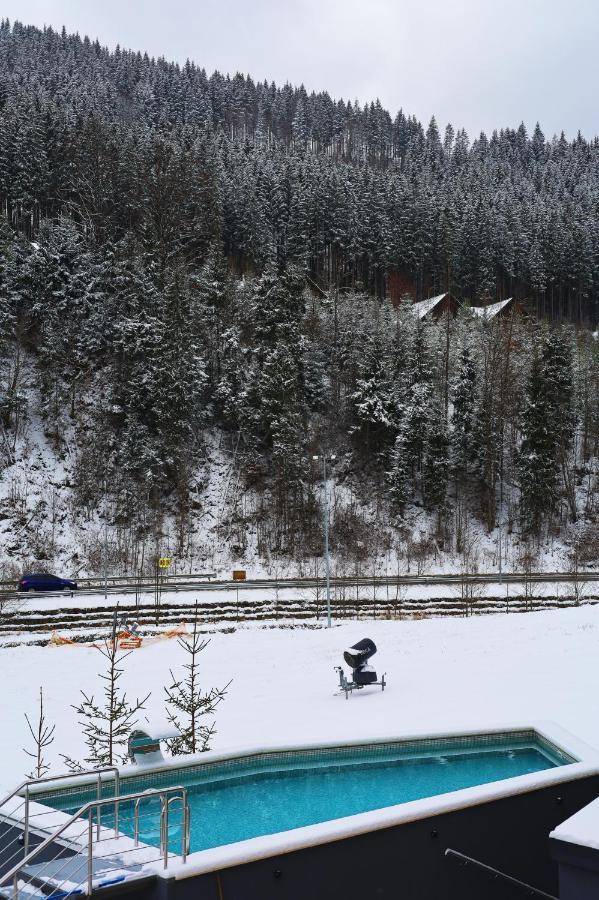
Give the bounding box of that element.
[0,20,597,578]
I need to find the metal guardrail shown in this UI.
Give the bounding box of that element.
[0,570,597,603]
[0,768,122,897]
[0,767,121,857]
[0,572,216,590]
[0,785,188,897]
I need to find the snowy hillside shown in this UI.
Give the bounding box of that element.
[0,334,597,581]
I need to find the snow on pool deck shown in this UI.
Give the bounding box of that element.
[550,795,599,851]
[1,604,599,792]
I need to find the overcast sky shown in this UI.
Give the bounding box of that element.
[4,0,599,139]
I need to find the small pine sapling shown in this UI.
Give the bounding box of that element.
[165,610,231,755]
[24,687,55,779]
[73,634,150,767]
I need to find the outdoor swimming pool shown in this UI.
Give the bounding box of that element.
[38,730,574,853]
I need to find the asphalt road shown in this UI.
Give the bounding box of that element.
[1,569,597,601]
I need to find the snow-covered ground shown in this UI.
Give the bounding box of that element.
[2,604,599,793]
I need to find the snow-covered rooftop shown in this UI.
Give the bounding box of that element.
[410,293,448,320]
[470,297,513,319]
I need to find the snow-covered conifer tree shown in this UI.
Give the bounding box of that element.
[72,636,149,767]
[165,611,231,755]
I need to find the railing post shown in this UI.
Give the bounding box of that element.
[159,795,164,857]
[114,769,120,837]
[12,872,18,899]
[87,810,93,895]
[23,786,29,857]
[161,794,169,869]
[181,796,188,863]
[133,797,141,847]
[96,774,101,841]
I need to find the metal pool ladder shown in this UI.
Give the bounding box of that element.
[133,790,190,865]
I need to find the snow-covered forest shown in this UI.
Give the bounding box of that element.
[0,20,598,578]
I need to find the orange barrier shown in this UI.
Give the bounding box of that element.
[119,637,143,649]
[48,624,189,649]
[49,631,76,646]
[137,625,188,647]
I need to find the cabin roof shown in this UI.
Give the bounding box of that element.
[470,297,513,319]
[410,293,449,320]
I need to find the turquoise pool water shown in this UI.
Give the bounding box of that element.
[39,733,572,853]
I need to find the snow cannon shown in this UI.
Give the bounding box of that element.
[343,638,377,677]
[335,638,386,699]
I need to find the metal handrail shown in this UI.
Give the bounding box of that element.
[31,769,120,854]
[42,801,180,897]
[133,791,189,866]
[445,848,559,899]
[0,767,121,858]
[160,795,190,865]
[0,767,120,812]
[133,791,160,847]
[0,785,188,896]
[43,800,190,897]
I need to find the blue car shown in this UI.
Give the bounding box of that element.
[18,573,77,592]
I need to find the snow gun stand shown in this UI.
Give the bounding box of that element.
[335,638,386,699]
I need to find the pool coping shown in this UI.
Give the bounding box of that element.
[24,720,599,880]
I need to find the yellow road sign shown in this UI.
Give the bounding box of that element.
[158,557,172,569]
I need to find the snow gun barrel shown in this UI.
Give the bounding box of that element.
[343,638,377,670]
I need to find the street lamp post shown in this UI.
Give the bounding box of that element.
[313,453,336,628]
[497,517,510,612]
[103,477,108,605]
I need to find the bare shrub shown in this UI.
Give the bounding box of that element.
[517,543,542,611]
[408,536,436,576]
